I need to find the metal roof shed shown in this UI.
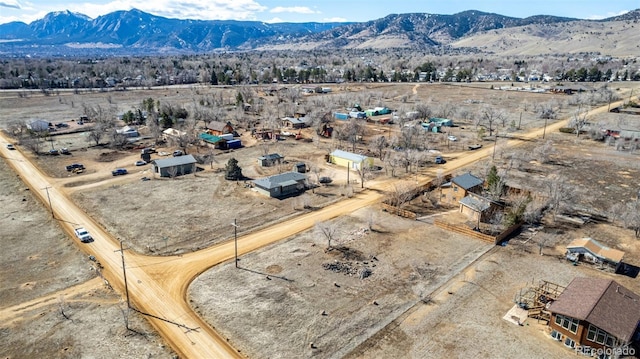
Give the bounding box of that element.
[151,154,197,177]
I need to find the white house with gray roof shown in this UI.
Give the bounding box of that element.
[252,172,307,198]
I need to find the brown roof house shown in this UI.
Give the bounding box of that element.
[547,277,640,355]
[441,173,484,205]
[206,121,234,136]
[566,238,625,272]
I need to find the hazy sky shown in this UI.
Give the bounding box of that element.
[0,0,637,25]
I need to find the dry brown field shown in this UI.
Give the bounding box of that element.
[1,81,639,358]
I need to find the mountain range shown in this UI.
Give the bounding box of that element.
[1,8,639,57]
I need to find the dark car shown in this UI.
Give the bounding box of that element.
[112,168,128,176]
[172,150,183,157]
[66,163,85,172]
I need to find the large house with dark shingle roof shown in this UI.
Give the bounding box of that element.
[252,172,307,198]
[547,277,640,353]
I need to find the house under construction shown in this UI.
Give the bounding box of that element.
[514,279,566,323]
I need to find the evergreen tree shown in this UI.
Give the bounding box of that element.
[210,70,218,85]
[225,158,243,180]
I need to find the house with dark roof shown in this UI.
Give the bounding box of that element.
[151,154,197,177]
[547,277,640,353]
[258,153,284,167]
[441,173,484,204]
[252,172,307,198]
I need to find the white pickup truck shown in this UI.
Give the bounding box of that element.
[74,227,93,243]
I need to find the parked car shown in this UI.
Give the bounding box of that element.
[112,168,128,176]
[65,163,85,172]
[55,123,69,128]
[60,148,70,155]
[135,160,147,166]
[435,156,446,164]
[172,150,183,157]
[447,135,457,141]
[6,144,15,150]
[74,227,93,243]
[48,149,59,155]
[141,176,151,181]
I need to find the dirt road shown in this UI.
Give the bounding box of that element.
[0,92,635,357]
[0,140,243,358]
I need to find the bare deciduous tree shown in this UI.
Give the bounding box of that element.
[569,105,589,138]
[368,135,388,159]
[383,151,403,177]
[533,140,556,164]
[387,181,417,209]
[545,174,575,221]
[480,105,505,137]
[315,220,340,249]
[610,199,640,238]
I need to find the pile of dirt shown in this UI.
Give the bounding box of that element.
[95,151,128,162]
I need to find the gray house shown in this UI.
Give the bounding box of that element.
[253,172,307,198]
[258,153,284,167]
[151,154,197,177]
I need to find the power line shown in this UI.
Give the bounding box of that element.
[115,241,199,332]
[42,186,54,219]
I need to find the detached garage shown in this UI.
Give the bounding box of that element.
[151,154,197,177]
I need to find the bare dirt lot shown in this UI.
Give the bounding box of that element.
[189,207,493,359]
[1,82,639,358]
[0,158,172,358]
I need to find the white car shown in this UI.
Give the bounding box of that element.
[74,227,93,243]
[447,135,458,141]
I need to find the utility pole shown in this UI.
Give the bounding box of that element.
[492,136,498,160]
[231,219,238,268]
[518,112,522,130]
[117,241,131,309]
[43,186,54,219]
[346,161,350,186]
